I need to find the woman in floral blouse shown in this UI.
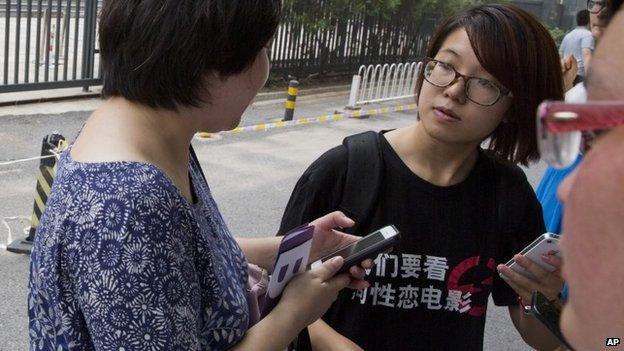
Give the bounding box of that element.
[27,1,370,350]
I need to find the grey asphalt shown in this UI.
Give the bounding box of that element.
[0,94,545,350]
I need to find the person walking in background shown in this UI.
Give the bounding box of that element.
[559,9,594,84]
[537,0,620,236]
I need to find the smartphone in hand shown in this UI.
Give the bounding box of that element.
[505,233,561,279]
[309,225,401,274]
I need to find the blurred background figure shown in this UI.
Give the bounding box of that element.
[559,9,594,85]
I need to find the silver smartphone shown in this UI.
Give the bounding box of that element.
[505,233,561,278]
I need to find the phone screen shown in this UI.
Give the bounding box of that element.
[320,231,385,262]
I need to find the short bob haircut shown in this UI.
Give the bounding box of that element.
[577,9,590,26]
[99,1,282,110]
[416,4,563,165]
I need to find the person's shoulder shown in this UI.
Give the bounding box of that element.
[302,142,347,181]
[296,130,383,188]
[561,30,574,42]
[481,150,529,185]
[55,159,192,224]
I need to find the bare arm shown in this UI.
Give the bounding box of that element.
[582,48,592,73]
[508,305,561,351]
[230,302,305,351]
[236,237,281,271]
[561,55,578,92]
[231,257,352,351]
[308,318,363,351]
[236,211,374,273]
[499,254,565,350]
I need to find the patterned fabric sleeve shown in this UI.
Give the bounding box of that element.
[63,165,204,350]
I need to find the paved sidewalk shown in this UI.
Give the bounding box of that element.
[0,107,543,350]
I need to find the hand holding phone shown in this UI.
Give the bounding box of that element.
[505,233,561,279]
[309,225,401,274]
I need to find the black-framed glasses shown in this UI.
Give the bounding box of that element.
[422,58,512,107]
[528,291,575,350]
[537,101,624,168]
[587,0,607,14]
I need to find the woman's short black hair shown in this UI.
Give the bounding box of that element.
[99,0,282,110]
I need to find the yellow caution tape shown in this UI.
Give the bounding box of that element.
[194,103,417,139]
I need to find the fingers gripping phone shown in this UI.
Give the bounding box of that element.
[505,233,561,279]
[309,225,401,274]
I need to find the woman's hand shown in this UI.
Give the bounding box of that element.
[561,55,578,92]
[277,256,351,329]
[309,211,374,290]
[497,253,564,303]
[309,318,364,351]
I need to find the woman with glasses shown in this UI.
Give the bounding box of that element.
[279,4,565,350]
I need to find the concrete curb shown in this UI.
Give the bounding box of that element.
[0,84,351,107]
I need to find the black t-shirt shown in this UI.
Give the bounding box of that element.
[279,131,545,350]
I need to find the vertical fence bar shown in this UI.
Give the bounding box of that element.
[304,12,313,69]
[4,0,11,84]
[80,0,89,82]
[34,0,41,82]
[276,20,286,70]
[25,0,32,82]
[61,0,69,80]
[14,0,22,84]
[52,0,61,79]
[71,0,78,79]
[81,0,96,91]
[44,0,52,82]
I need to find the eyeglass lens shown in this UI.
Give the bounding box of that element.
[424,60,501,106]
[587,0,606,13]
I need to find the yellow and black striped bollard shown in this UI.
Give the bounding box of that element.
[7,133,65,255]
[283,79,299,121]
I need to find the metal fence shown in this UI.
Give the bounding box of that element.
[270,3,435,78]
[0,0,435,94]
[347,62,421,108]
[1,0,100,93]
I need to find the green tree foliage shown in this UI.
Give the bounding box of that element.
[283,0,508,28]
[547,26,566,46]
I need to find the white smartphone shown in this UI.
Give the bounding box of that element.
[505,233,561,278]
[309,225,401,274]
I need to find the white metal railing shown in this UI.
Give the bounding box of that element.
[347,61,422,109]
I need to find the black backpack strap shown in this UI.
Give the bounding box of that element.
[338,131,384,235]
[294,131,383,351]
[477,155,499,268]
[479,153,526,268]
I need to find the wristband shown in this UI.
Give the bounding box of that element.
[517,295,531,314]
